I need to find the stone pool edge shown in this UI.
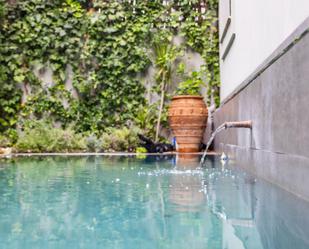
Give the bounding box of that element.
[0,151,219,158]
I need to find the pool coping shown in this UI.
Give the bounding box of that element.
[0,151,220,158]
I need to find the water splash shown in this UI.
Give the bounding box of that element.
[137,168,204,177]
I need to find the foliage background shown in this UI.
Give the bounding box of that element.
[0,0,219,141]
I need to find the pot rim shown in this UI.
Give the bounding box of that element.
[172,95,204,100]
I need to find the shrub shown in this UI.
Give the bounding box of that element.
[100,126,141,152]
[85,135,101,152]
[0,135,12,147]
[176,71,206,96]
[134,105,158,138]
[15,120,86,153]
[136,147,147,154]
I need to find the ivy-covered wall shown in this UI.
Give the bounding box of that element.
[0,0,219,139]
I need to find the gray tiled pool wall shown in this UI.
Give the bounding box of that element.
[209,17,309,201]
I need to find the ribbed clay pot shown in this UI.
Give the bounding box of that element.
[168,95,208,153]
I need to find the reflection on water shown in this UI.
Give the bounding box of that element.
[169,154,205,211]
[0,155,308,249]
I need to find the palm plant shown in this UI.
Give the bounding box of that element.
[153,38,180,142]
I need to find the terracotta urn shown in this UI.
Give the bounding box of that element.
[168,95,208,153]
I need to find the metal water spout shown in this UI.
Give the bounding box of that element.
[200,120,252,165]
[223,120,252,129]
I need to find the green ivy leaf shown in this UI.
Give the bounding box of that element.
[13,75,25,83]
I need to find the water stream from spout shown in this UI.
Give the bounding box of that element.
[200,121,252,165]
[200,124,226,165]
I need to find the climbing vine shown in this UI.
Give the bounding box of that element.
[178,0,220,106]
[0,0,219,139]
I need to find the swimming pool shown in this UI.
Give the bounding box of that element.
[0,155,308,249]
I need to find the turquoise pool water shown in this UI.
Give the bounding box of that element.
[0,155,308,249]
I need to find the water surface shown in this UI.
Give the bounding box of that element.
[0,155,308,249]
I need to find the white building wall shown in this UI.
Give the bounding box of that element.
[219,0,309,100]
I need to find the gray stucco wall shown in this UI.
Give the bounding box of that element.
[211,17,309,201]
